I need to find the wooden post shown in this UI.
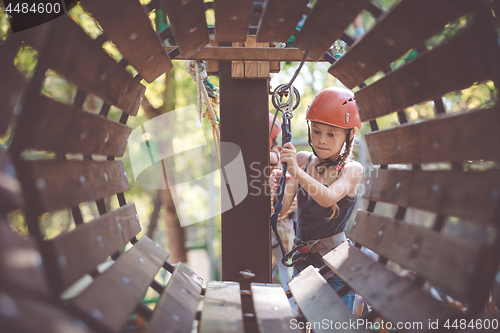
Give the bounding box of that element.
[219,58,271,291]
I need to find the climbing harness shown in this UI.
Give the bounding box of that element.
[185,60,221,168]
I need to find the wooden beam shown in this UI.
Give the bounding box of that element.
[220,60,271,289]
[165,46,323,61]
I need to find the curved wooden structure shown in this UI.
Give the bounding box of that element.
[1,0,499,332]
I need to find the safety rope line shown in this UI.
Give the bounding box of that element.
[270,40,315,267]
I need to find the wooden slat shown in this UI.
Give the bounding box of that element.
[0,149,23,213]
[213,0,253,43]
[244,37,260,78]
[21,160,129,214]
[0,221,48,296]
[328,0,475,89]
[70,237,169,333]
[147,263,203,333]
[350,211,485,302]
[363,169,500,225]
[256,0,309,43]
[10,22,52,51]
[165,46,323,61]
[294,0,370,61]
[0,34,26,136]
[288,266,366,333]
[251,283,295,333]
[355,20,500,122]
[243,37,270,79]
[45,17,145,116]
[45,203,141,293]
[199,281,244,333]
[323,243,455,332]
[0,65,26,136]
[160,0,209,57]
[365,105,500,165]
[231,41,245,78]
[270,61,280,73]
[0,290,93,333]
[16,94,131,157]
[79,0,173,83]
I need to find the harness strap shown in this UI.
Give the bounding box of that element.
[295,231,347,256]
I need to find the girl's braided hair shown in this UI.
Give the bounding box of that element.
[326,132,355,220]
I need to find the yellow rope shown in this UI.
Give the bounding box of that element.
[202,95,221,169]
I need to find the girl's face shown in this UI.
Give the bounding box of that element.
[310,122,347,160]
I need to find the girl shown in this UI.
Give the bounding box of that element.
[274,87,363,309]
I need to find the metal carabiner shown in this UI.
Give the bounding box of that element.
[272,84,300,114]
[281,242,309,267]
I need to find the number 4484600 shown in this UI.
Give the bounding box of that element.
[444,318,498,330]
[5,2,61,14]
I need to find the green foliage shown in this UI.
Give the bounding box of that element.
[13,45,38,79]
[0,7,9,41]
[41,70,77,104]
[68,3,102,39]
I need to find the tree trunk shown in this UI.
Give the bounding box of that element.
[146,190,164,240]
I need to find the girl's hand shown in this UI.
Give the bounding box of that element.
[271,169,291,192]
[278,142,299,177]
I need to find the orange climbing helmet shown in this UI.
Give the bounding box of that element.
[269,113,281,146]
[306,87,361,129]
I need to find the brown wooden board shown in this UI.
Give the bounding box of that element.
[0,64,26,136]
[350,211,486,302]
[365,105,500,165]
[0,33,27,136]
[44,203,141,293]
[219,65,271,288]
[79,0,173,83]
[9,22,52,51]
[165,46,323,61]
[323,243,456,332]
[0,290,93,333]
[231,41,245,78]
[294,0,371,61]
[288,266,366,333]
[0,221,48,296]
[256,0,309,43]
[45,17,145,116]
[70,237,169,333]
[213,0,253,43]
[160,0,209,57]
[363,169,500,225]
[21,160,129,214]
[199,281,244,333]
[147,263,203,333]
[328,0,475,89]
[243,37,270,79]
[355,20,500,122]
[250,283,295,333]
[270,61,280,73]
[0,149,23,213]
[16,94,131,157]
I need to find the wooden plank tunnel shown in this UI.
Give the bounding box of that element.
[1,0,500,332]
